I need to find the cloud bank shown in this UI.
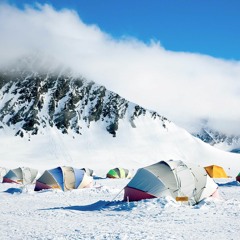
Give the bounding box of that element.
[1,3,240,135]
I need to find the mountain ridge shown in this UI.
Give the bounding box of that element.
[0,68,169,138]
[193,127,240,153]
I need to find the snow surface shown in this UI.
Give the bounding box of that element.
[0,178,240,239]
[0,103,240,239]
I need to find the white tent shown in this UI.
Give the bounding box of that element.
[0,167,8,182]
[81,168,94,177]
[124,160,218,205]
[3,167,38,185]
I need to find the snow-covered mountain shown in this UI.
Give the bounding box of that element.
[0,68,168,138]
[0,63,239,176]
[192,127,240,153]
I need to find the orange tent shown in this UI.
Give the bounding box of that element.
[204,165,228,178]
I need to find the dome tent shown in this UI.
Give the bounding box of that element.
[124,160,218,205]
[235,172,240,182]
[204,165,228,178]
[3,167,38,185]
[34,166,93,191]
[106,167,131,179]
[81,168,94,176]
[0,167,8,182]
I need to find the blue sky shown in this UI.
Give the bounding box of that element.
[5,0,240,60]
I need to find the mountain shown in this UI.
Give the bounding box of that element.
[192,127,240,153]
[0,68,168,138]
[0,64,239,176]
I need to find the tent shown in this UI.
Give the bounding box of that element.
[106,167,131,179]
[3,167,38,185]
[236,173,240,182]
[204,165,228,178]
[81,168,94,176]
[0,167,8,182]
[124,160,218,205]
[34,166,93,191]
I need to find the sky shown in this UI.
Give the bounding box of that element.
[0,1,240,135]
[5,0,240,60]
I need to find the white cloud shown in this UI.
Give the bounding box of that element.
[1,3,240,135]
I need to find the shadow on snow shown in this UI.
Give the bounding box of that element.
[217,181,240,187]
[3,188,23,194]
[41,200,140,212]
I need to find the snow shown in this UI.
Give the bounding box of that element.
[0,100,240,238]
[0,178,240,239]
[0,112,239,176]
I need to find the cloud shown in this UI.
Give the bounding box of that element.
[1,3,240,135]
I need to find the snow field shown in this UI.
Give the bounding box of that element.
[0,178,240,240]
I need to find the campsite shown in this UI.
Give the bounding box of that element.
[0,129,240,239]
[0,173,240,239]
[1,162,240,239]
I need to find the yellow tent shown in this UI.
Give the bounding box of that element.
[204,165,228,178]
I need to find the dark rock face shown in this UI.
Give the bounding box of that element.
[0,70,169,138]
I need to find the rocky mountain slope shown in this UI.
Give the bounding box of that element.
[0,68,168,138]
